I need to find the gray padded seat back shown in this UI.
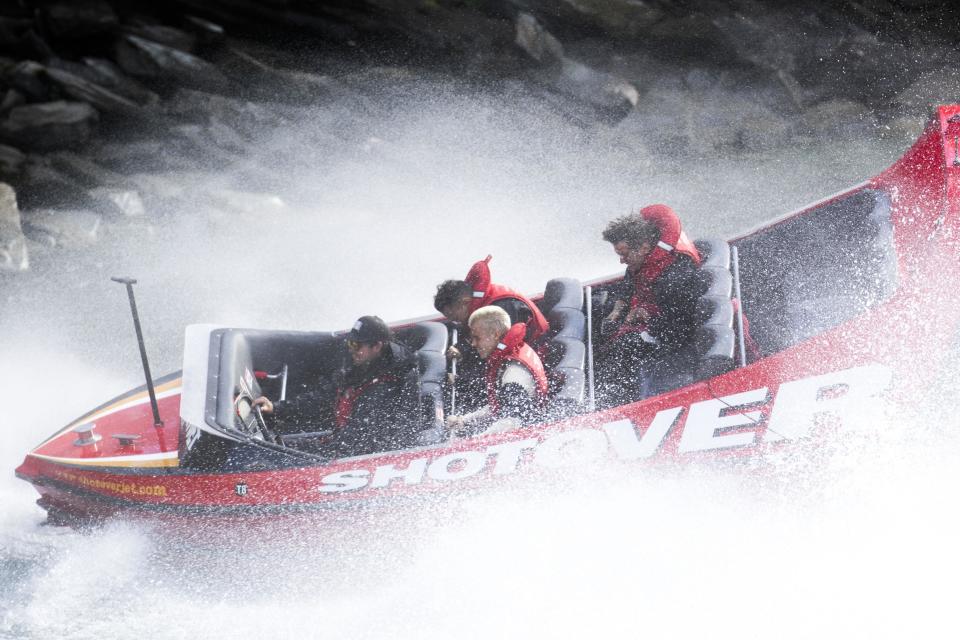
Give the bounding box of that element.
[539,277,584,314]
[216,330,262,430]
[536,278,587,415]
[395,322,448,442]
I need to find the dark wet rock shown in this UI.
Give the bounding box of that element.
[0,19,52,60]
[15,155,94,210]
[40,0,118,39]
[21,208,102,247]
[88,186,145,217]
[78,58,160,107]
[164,88,276,138]
[894,66,960,115]
[90,138,205,173]
[43,66,143,116]
[48,151,126,188]
[0,17,32,51]
[0,101,99,151]
[215,47,344,105]
[515,12,565,65]
[644,14,739,62]
[122,24,198,53]
[515,13,636,124]
[0,181,28,271]
[184,16,226,47]
[115,34,229,93]
[6,61,53,101]
[795,99,876,138]
[0,88,25,114]
[0,143,25,180]
[556,0,664,37]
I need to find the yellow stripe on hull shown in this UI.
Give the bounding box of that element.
[29,452,180,469]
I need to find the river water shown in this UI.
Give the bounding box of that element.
[2,83,957,639]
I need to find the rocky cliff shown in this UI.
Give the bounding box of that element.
[0,0,957,273]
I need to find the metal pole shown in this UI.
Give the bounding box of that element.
[112,277,163,427]
[585,285,596,411]
[279,364,289,402]
[449,328,458,415]
[731,248,748,369]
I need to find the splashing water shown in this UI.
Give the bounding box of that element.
[2,83,955,639]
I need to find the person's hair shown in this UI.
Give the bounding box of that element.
[602,214,660,250]
[434,279,471,312]
[468,305,511,336]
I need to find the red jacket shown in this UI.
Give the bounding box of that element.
[484,323,549,416]
[465,255,550,340]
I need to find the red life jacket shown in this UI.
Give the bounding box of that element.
[333,374,397,428]
[612,205,702,341]
[484,323,549,416]
[464,255,550,340]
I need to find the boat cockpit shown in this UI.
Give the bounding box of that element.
[179,187,898,471]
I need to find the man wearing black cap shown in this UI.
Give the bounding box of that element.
[253,315,418,458]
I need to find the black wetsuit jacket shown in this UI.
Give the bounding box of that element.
[273,341,419,458]
[607,253,701,353]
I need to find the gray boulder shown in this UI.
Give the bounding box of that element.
[894,66,960,115]
[557,0,664,37]
[6,61,53,101]
[88,187,146,218]
[44,66,143,116]
[121,24,198,53]
[15,155,94,210]
[0,101,99,151]
[0,144,25,180]
[21,208,102,248]
[115,35,229,93]
[0,88,25,114]
[0,182,28,271]
[48,150,126,187]
[78,58,160,107]
[796,99,875,138]
[515,12,565,65]
[515,13,637,123]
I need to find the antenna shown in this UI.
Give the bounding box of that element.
[112,277,163,428]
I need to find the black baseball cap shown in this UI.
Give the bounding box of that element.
[347,315,390,343]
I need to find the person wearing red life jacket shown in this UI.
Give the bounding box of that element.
[434,255,550,414]
[445,306,548,437]
[253,315,418,457]
[597,205,702,406]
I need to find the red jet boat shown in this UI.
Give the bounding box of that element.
[16,105,960,523]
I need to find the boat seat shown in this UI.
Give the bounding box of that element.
[394,321,448,444]
[536,277,586,416]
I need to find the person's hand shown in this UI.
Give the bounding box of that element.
[445,414,467,437]
[624,305,650,325]
[252,396,274,414]
[446,345,462,360]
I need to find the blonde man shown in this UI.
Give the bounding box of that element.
[446,305,548,436]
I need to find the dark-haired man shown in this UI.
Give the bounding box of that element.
[254,315,418,458]
[434,255,550,414]
[597,205,701,405]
